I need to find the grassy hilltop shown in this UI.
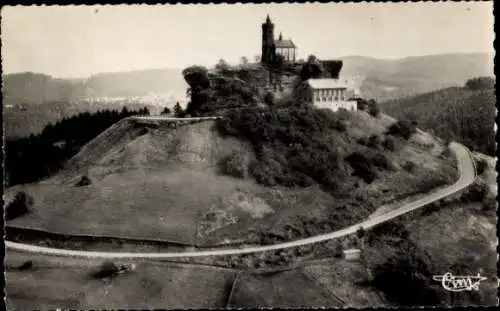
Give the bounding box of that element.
[6,59,457,248]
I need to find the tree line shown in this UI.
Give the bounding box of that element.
[5,106,149,186]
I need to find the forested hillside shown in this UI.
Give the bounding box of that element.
[381,77,495,156]
[5,107,150,186]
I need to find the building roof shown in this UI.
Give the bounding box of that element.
[307,78,350,89]
[274,39,296,49]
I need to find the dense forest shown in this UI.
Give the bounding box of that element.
[5,107,150,187]
[381,77,496,156]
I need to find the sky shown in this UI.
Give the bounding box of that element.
[1,2,494,78]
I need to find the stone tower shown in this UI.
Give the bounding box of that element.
[261,14,275,64]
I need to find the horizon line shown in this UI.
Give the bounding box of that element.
[3,51,493,80]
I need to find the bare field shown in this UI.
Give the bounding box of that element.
[5,251,238,310]
[302,258,385,308]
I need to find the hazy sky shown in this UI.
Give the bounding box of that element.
[1,2,494,78]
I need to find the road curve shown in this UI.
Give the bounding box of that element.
[5,142,476,259]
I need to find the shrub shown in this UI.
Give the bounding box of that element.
[367,221,409,245]
[92,261,120,279]
[465,76,495,90]
[173,102,185,118]
[382,137,396,151]
[387,119,417,140]
[461,182,488,202]
[367,99,380,117]
[356,98,368,111]
[476,158,488,175]
[75,175,92,187]
[421,201,441,216]
[160,106,171,115]
[249,160,277,187]
[358,135,380,149]
[371,152,392,170]
[402,161,416,173]
[482,196,497,212]
[345,152,379,183]
[334,120,347,132]
[17,260,34,271]
[220,152,249,178]
[5,191,34,220]
[264,92,275,107]
[367,135,381,149]
[371,247,441,306]
[357,137,368,146]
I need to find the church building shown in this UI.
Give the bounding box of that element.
[261,15,297,64]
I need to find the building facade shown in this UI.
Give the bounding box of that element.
[306,78,357,112]
[261,15,297,64]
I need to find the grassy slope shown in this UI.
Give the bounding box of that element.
[380,87,496,156]
[6,110,457,248]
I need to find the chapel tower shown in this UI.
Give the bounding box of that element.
[261,14,276,64]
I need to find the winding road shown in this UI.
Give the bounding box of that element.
[5,141,476,259]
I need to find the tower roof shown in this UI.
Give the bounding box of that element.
[266,14,271,23]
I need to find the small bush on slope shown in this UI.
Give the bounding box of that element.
[75,175,92,187]
[5,191,34,220]
[387,119,417,140]
[382,137,397,151]
[476,158,488,175]
[91,261,120,279]
[220,151,249,178]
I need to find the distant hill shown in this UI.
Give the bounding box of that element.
[341,53,494,101]
[380,78,496,156]
[3,100,157,139]
[3,53,492,105]
[2,68,187,105]
[2,69,187,138]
